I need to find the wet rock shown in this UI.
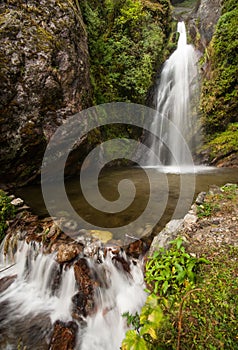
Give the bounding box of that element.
[89,230,113,244]
[73,258,97,317]
[126,239,148,258]
[56,243,81,263]
[112,255,131,273]
[49,320,78,350]
[0,275,16,293]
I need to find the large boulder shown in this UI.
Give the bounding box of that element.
[0,0,92,186]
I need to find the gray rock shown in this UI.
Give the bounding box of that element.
[196,0,222,49]
[10,198,24,207]
[149,219,184,255]
[195,191,207,205]
[0,0,92,185]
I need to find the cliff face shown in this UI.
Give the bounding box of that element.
[198,0,238,167]
[0,0,92,186]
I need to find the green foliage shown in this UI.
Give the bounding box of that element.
[122,238,209,350]
[145,237,208,297]
[204,123,238,161]
[174,245,238,349]
[196,201,219,218]
[222,0,237,14]
[122,295,164,350]
[0,190,16,242]
[200,3,238,137]
[81,0,172,104]
[122,239,238,349]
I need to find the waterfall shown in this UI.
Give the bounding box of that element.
[148,21,199,167]
[0,239,147,349]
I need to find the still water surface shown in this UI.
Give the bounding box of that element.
[16,166,237,241]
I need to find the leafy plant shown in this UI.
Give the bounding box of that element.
[122,294,164,350]
[196,202,214,218]
[122,238,209,350]
[145,237,208,297]
[0,190,16,242]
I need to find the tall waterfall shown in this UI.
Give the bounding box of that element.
[148,21,199,167]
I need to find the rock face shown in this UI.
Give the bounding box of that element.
[0,0,92,186]
[196,0,222,49]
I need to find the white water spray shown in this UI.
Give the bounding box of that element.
[79,252,147,350]
[148,21,199,166]
[0,239,147,349]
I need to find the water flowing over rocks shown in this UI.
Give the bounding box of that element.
[0,195,147,349]
[0,0,92,186]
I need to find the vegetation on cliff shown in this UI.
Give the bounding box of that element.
[81,0,172,104]
[200,0,238,165]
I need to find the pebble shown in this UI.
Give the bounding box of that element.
[11,198,24,207]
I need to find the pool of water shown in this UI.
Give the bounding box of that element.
[16,166,237,241]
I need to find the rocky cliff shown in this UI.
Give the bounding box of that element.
[0,0,92,186]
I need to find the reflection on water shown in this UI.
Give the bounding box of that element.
[16,166,237,240]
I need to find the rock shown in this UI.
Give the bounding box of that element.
[10,198,24,207]
[89,230,113,244]
[195,192,207,205]
[112,254,131,273]
[0,275,16,293]
[56,244,81,263]
[196,0,222,49]
[149,219,184,255]
[73,258,98,317]
[184,213,198,226]
[126,239,148,258]
[49,320,78,350]
[0,0,92,186]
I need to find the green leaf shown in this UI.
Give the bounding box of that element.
[121,330,147,350]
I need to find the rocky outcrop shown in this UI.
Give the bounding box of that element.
[195,0,222,50]
[0,0,92,186]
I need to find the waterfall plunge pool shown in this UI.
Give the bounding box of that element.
[15,166,238,242]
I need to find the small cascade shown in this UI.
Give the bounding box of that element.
[79,251,147,350]
[0,238,147,349]
[148,21,199,167]
[0,241,76,323]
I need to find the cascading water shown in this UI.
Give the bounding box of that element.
[148,21,199,167]
[0,238,147,349]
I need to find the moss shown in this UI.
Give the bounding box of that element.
[203,123,238,162]
[200,2,238,136]
[0,191,16,242]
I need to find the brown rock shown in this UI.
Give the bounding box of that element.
[56,244,81,263]
[49,320,78,350]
